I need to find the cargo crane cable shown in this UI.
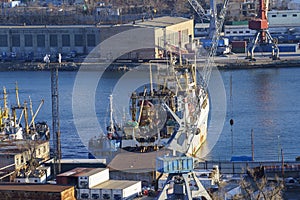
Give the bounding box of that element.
[230,118,234,156]
[229,74,234,156]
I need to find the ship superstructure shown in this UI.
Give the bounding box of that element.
[89,56,209,158]
[0,84,50,141]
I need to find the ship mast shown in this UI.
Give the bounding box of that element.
[109,94,114,133]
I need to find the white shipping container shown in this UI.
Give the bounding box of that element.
[78,168,109,189]
[122,181,142,198]
[92,180,142,199]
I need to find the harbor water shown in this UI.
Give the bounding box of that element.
[0,66,299,161]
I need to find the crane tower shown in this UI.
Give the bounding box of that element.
[247,0,279,60]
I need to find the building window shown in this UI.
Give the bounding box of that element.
[239,31,243,33]
[0,35,8,47]
[62,34,70,46]
[246,31,250,33]
[37,35,45,47]
[50,34,58,47]
[225,31,230,34]
[271,15,276,17]
[282,14,287,17]
[12,35,20,47]
[75,34,83,46]
[292,14,297,17]
[25,35,33,47]
[21,156,24,163]
[233,31,237,34]
[87,34,96,47]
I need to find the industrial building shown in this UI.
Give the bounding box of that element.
[56,167,142,200]
[224,10,300,43]
[0,184,76,200]
[0,139,50,180]
[0,16,194,62]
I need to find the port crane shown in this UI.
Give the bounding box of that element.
[247,0,279,60]
[188,0,229,89]
[164,0,229,155]
[156,0,229,199]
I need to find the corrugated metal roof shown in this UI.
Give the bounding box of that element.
[58,159,106,164]
[92,180,140,190]
[57,167,107,177]
[0,184,74,192]
[108,150,171,172]
[135,16,191,28]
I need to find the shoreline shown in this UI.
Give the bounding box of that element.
[0,54,300,72]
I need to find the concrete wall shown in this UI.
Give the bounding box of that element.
[109,170,154,186]
[0,25,100,59]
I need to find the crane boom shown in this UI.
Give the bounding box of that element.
[187,0,210,21]
[196,0,229,90]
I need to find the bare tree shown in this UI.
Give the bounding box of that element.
[235,167,284,200]
[210,167,284,200]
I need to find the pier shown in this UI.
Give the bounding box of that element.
[196,160,300,176]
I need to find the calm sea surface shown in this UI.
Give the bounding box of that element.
[0,67,299,161]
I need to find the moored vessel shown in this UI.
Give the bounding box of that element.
[89,54,209,159]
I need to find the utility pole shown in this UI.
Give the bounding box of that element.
[251,129,254,161]
[281,148,284,178]
[45,54,61,176]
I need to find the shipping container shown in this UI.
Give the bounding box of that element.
[92,180,142,200]
[121,181,141,198]
[156,156,194,174]
[101,189,112,200]
[200,38,229,48]
[231,47,246,53]
[231,41,247,48]
[77,168,109,189]
[77,188,90,200]
[57,168,109,188]
[90,189,101,200]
